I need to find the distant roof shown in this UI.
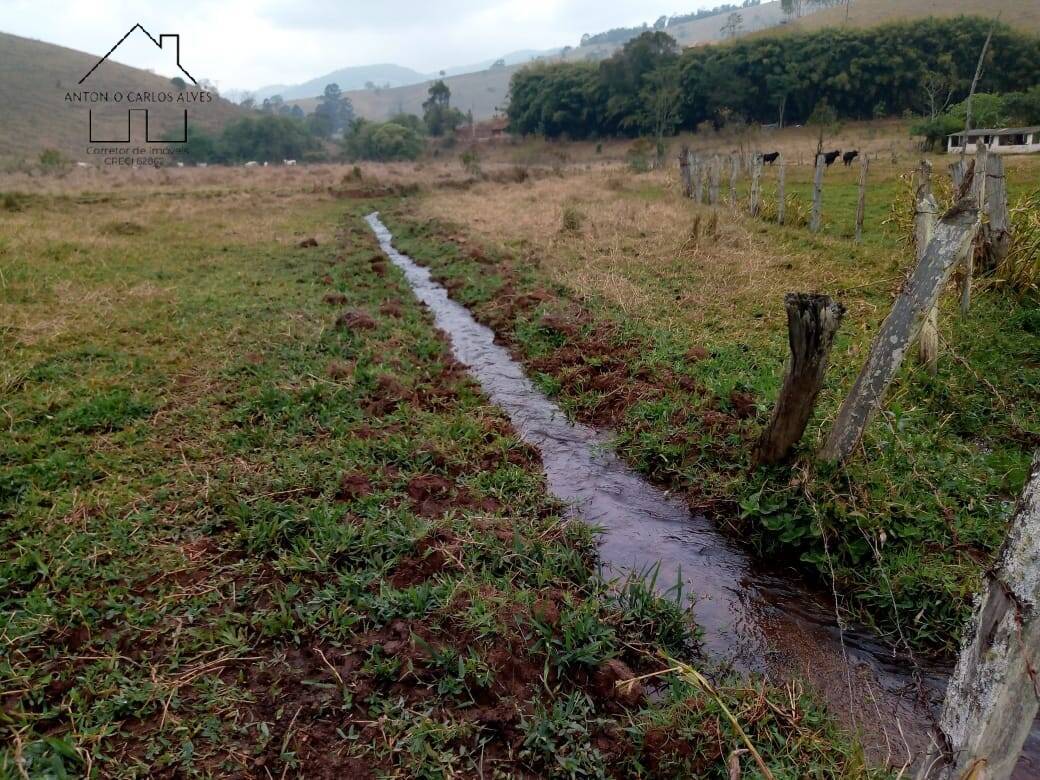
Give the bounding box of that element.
[947,126,1040,137]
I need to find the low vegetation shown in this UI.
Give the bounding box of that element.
[0,169,882,776]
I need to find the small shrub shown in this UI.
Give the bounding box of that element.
[100,220,146,236]
[2,192,27,212]
[459,148,482,176]
[626,139,655,173]
[560,205,584,233]
[39,148,65,169]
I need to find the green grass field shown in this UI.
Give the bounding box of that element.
[0,174,885,777]
[403,150,1040,654]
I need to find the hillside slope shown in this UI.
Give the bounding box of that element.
[765,0,1040,35]
[292,65,518,122]
[291,2,808,121]
[252,63,429,102]
[0,31,244,162]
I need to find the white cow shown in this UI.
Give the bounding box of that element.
[196,162,208,168]
[244,161,259,167]
[75,162,90,168]
[283,159,297,166]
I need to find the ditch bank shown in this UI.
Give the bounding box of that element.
[365,211,1040,776]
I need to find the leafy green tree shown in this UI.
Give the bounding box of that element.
[342,121,424,160]
[1005,85,1040,125]
[312,83,355,138]
[423,80,463,136]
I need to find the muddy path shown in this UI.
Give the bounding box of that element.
[365,212,1039,776]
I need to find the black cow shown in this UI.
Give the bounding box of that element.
[842,150,860,166]
[822,149,842,167]
[761,151,781,165]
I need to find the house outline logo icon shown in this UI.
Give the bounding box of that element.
[81,23,197,143]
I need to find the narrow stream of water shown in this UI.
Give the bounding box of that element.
[366,212,1038,776]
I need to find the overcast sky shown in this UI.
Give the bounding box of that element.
[0,0,720,91]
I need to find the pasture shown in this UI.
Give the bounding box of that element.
[0,164,884,777]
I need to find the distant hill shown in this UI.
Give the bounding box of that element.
[758,0,1040,35]
[0,31,245,162]
[561,0,806,63]
[291,65,518,122]
[290,1,814,121]
[244,50,557,104]
[251,64,429,102]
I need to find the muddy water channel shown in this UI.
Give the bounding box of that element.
[366,213,1038,776]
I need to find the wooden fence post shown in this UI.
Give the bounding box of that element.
[961,143,987,315]
[810,154,825,233]
[918,451,1040,780]
[819,184,980,463]
[753,294,845,466]
[694,157,705,203]
[679,145,692,199]
[777,157,786,226]
[749,156,763,217]
[854,156,869,242]
[730,154,739,204]
[915,160,941,375]
[980,151,1010,271]
[709,155,720,205]
[950,160,965,191]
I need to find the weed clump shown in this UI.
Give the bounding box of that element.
[560,204,584,233]
[100,220,146,236]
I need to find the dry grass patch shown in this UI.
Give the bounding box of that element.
[416,168,886,343]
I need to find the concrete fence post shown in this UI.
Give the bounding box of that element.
[749,156,763,217]
[810,154,825,233]
[730,154,739,204]
[980,151,1010,271]
[854,156,869,242]
[709,155,721,205]
[915,160,941,375]
[961,142,988,316]
[679,145,692,198]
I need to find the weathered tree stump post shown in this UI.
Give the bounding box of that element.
[694,158,705,203]
[749,156,763,217]
[777,157,786,226]
[980,150,1010,271]
[917,451,1040,780]
[950,160,965,191]
[810,154,825,233]
[961,143,987,316]
[820,184,980,464]
[709,155,721,205]
[730,154,739,204]
[915,160,941,375]
[854,156,869,242]
[753,294,846,466]
[679,145,692,199]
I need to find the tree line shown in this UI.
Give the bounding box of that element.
[508,17,1040,141]
[176,79,466,164]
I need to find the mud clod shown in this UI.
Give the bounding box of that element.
[336,309,377,331]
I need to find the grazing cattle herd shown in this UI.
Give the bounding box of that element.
[754,149,860,167]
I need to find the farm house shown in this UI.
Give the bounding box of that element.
[947,126,1040,154]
